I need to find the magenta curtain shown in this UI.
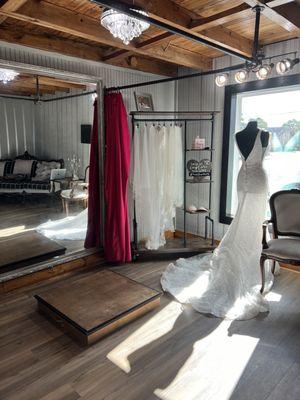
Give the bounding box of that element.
[104,92,131,263]
[84,100,101,248]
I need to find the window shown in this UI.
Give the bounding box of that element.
[220,74,300,224]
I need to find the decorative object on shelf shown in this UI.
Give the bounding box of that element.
[134,92,154,111]
[100,6,150,45]
[186,205,209,214]
[67,154,81,180]
[187,158,211,181]
[193,136,205,149]
[0,68,19,84]
[187,204,197,213]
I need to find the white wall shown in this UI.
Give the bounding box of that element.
[177,38,300,240]
[0,97,36,159]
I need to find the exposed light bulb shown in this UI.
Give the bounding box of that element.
[276,58,299,75]
[215,73,228,87]
[256,63,273,80]
[234,69,248,83]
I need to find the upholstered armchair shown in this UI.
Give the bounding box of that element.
[260,189,300,293]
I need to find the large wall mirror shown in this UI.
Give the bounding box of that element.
[0,61,103,283]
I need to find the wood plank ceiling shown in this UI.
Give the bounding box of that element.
[0,73,89,96]
[0,0,299,79]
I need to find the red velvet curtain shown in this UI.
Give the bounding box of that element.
[104,92,131,263]
[84,100,101,248]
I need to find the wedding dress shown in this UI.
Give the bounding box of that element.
[37,208,87,240]
[133,123,183,250]
[161,130,274,320]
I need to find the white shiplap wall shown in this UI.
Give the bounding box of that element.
[177,38,300,240]
[0,42,175,176]
[0,97,36,159]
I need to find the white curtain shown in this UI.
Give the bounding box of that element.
[133,123,183,250]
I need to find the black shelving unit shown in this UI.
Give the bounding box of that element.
[130,111,219,259]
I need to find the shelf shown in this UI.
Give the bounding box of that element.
[186,148,214,152]
[185,179,213,184]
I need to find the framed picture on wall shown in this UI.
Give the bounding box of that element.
[134,92,154,112]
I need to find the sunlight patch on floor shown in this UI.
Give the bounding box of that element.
[0,225,29,238]
[107,302,183,373]
[265,291,282,302]
[154,319,259,400]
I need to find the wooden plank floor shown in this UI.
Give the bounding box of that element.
[0,261,300,400]
[0,198,85,256]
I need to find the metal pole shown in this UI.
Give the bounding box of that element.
[106,64,246,93]
[93,0,253,62]
[132,115,138,260]
[183,120,187,248]
[42,90,97,103]
[97,81,105,247]
[252,5,264,63]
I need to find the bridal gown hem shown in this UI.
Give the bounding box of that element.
[161,130,274,321]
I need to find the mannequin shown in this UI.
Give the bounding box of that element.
[236,120,269,160]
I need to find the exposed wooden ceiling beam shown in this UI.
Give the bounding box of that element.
[272,1,300,28]
[14,77,70,93]
[104,0,253,58]
[1,0,211,70]
[0,25,177,76]
[0,83,55,94]
[104,3,253,62]
[244,0,300,35]
[0,25,104,62]
[0,0,29,24]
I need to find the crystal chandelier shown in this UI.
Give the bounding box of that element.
[0,68,19,84]
[100,7,150,45]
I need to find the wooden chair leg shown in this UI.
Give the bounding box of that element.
[260,255,266,294]
[271,260,276,275]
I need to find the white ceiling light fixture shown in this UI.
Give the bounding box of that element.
[100,6,150,45]
[256,63,274,80]
[0,68,19,84]
[215,73,229,87]
[276,58,299,75]
[234,69,249,83]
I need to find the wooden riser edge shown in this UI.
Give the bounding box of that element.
[0,250,105,294]
[37,297,161,346]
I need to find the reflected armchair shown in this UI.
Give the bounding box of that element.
[260,189,300,293]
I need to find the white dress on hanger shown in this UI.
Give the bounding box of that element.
[161,130,273,320]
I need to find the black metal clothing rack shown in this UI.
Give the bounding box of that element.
[130,111,218,260]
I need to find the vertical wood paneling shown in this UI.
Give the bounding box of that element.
[0,42,175,178]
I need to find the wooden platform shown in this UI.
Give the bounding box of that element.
[34,269,161,346]
[0,231,66,271]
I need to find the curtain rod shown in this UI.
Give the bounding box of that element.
[105,63,245,92]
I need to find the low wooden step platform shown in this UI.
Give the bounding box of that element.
[35,269,161,346]
[0,231,66,272]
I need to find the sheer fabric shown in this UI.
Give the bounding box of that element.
[133,123,183,250]
[161,130,274,320]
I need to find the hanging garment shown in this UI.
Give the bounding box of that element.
[161,130,273,320]
[133,123,184,250]
[104,92,131,263]
[85,100,102,248]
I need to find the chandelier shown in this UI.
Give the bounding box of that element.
[100,7,150,45]
[0,68,19,84]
